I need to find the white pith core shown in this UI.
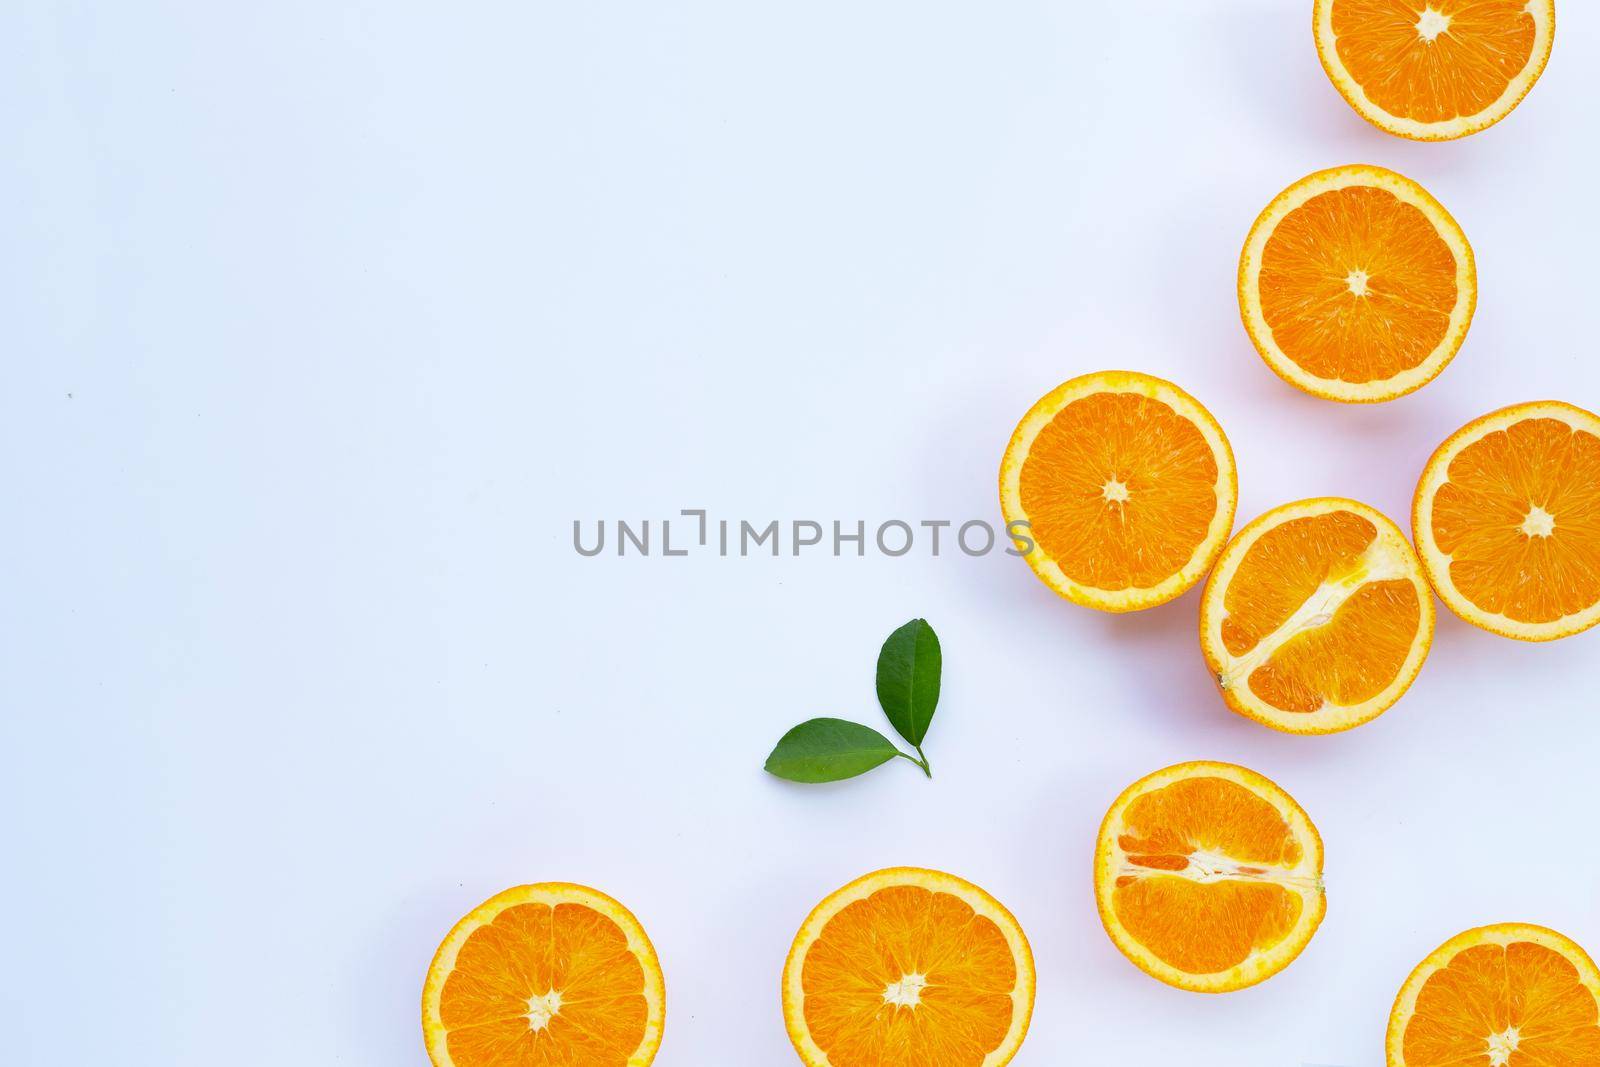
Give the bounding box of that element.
[527,990,562,1031]
[1417,8,1451,42]
[1216,539,1410,692]
[1117,848,1324,892]
[1102,478,1130,504]
[1486,1026,1520,1066]
[1345,269,1370,297]
[1522,505,1555,538]
[883,973,927,1008]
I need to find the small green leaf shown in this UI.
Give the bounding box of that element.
[764,718,902,783]
[875,618,941,747]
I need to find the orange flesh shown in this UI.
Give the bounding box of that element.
[1018,392,1219,589]
[1259,185,1458,384]
[1431,419,1600,624]
[800,885,1017,1066]
[1221,511,1421,713]
[1330,0,1537,123]
[1403,941,1600,1065]
[438,902,648,1067]
[1112,777,1305,975]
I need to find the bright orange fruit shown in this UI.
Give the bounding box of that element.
[1094,762,1326,993]
[998,370,1237,612]
[782,867,1035,1067]
[1200,497,1435,734]
[1315,0,1556,141]
[422,884,665,1067]
[1239,165,1475,403]
[1414,401,1600,642]
[1388,924,1600,1067]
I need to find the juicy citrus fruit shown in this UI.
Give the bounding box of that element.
[1315,0,1556,141]
[1094,762,1326,993]
[422,883,665,1067]
[1388,924,1600,1067]
[782,867,1035,1067]
[1200,497,1435,734]
[1238,165,1475,403]
[998,370,1237,612]
[1413,401,1600,641]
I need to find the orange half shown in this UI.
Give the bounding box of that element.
[1315,0,1556,141]
[1094,762,1325,993]
[1414,401,1600,641]
[1200,497,1434,734]
[782,867,1035,1067]
[1388,924,1600,1067]
[1239,165,1475,403]
[999,370,1237,612]
[422,884,665,1067]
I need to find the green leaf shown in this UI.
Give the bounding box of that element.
[764,718,903,783]
[875,618,941,748]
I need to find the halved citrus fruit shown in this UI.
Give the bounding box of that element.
[1414,401,1600,641]
[998,370,1237,612]
[1094,762,1325,993]
[1387,924,1600,1067]
[423,883,665,1067]
[782,867,1035,1067]
[1315,0,1556,141]
[1238,165,1475,403]
[1200,497,1435,734]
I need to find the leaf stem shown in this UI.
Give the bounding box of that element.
[895,747,933,778]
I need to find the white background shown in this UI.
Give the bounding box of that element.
[4,3,1598,1065]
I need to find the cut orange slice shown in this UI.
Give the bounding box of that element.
[1239,165,1475,403]
[1200,498,1434,734]
[998,370,1237,612]
[782,867,1035,1067]
[1094,762,1325,993]
[1388,924,1600,1067]
[1315,0,1556,141]
[1414,401,1600,641]
[422,884,665,1067]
